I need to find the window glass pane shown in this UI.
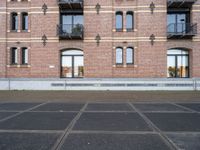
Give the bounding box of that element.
[167,56,176,78]
[116,48,123,64]
[62,56,72,78]
[74,56,84,78]
[116,12,123,30]
[62,50,83,55]
[11,48,17,64]
[126,13,133,30]
[62,15,72,33]
[182,56,189,78]
[177,55,189,78]
[167,14,176,33]
[23,14,28,30]
[22,48,28,64]
[12,13,18,30]
[167,49,189,55]
[22,13,28,30]
[126,48,133,64]
[74,15,83,25]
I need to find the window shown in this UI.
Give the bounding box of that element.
[126,11,134,31]
[22,12,28,31]
[11,48,18,64]
[167,49,189,78]
[21,48,28,64]
[61,50,84,78]
[126,47,134,64]
[116,47,123,64]
[116,11,123,31]
[11,12,18,31]
[61,14,83,34]
[167,12,189,33]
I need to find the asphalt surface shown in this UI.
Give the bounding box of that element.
[0,102,200,150]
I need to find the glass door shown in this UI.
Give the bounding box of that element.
[61,50,84,78]
[74,56,84,78]
[167,49,189,78]
[167,56,176,78]
[177,14,186,33]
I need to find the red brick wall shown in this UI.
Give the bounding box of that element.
[0,0,200,78]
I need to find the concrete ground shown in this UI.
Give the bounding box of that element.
[0,91,200,150]
[0,91,200,102]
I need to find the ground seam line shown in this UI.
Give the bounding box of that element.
[0,102,49,122]
[52,102,88,150]
[0,129,63,134]
[128,102,179,150]
[169,102,198,113]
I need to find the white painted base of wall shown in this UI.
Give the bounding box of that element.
[0,78,199,91]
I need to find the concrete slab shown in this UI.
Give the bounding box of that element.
[85,103,134,111]
[60,133,171,150]
[0,112,77,130]
[0,103,41,111]
[133,103,188,112]
[32,103,84,112]
[166,133,200,150]
[0,112,17,120]
[145,113,200,131]
[0,132,60,150]
[176,103,200,112]
[73,112,152,131]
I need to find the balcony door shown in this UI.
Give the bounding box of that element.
[167,49,189,78]
[167,13,187,33]
[61,50,84,78]
[61,14,83,34]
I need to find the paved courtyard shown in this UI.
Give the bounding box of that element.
[0,101,200,150]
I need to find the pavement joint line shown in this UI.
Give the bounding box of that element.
[129,102,179,150]
[0,129,63,134]
[30,110,80,113]
[52,102,88,150]
[0,101,49,122]
[83,110,135,113]
[140,111,195,113]
[164,131,200,134]
[0,111,20,113]
[169,102,198,113]
[70,130,156,134]
[132,102,171,104]
[87,102,130,104]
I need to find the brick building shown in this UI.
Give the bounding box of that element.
[0,0,200,79]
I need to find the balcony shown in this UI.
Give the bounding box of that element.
[167,23,197,39]
[167,0,197,8]
[57,24,84,39]
[58,0,83,10]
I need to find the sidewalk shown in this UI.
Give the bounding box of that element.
[0,91,200,102]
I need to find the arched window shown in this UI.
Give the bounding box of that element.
[21,47,28,65]
[126,11,134,31]
[21,12,28,31]
[11,12,18,31]
[11,47,18,64]
[116,47,123,64]
[116,11,123,31]
[167,49,189,78]
[126,47,134,64]
[61,50,84,78]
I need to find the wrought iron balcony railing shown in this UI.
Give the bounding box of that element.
[57,24,84,39]
[167,23,197,39]
[57,0,83,9]
[167,0,197,8]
